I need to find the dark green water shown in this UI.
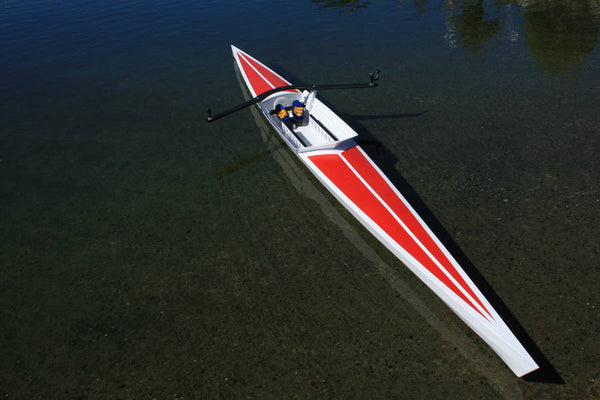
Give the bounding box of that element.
[2,0,599,398]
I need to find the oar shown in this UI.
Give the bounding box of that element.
[206,70,380,122]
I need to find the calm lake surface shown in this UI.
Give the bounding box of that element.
[1,0,599,399]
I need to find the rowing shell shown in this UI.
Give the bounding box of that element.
[230,45,539,377]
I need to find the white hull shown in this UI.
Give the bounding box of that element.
[231,45,539,377]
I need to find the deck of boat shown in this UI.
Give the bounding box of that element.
[260,92,358,151]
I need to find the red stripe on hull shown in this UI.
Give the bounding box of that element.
[341,146,493,319]
[237,51,299,97]
[309,149,489,320]
[241,53,291,89]
[238,53,274,97]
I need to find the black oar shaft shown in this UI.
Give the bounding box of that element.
[206,70,380,123]
[207,97,262,121]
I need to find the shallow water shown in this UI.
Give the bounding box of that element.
[1,0,599,399]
